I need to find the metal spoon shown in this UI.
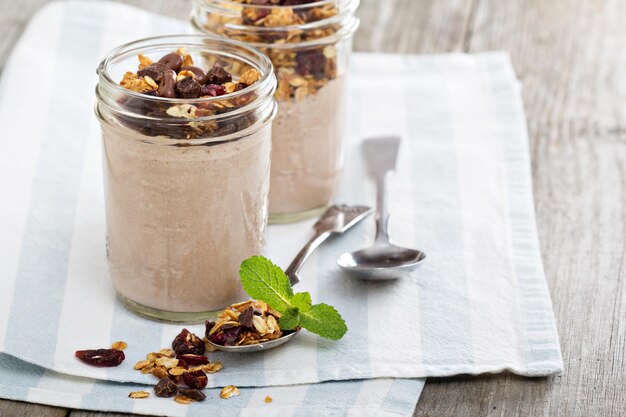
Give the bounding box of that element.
[206,204,373,353]
[337,137,426,280]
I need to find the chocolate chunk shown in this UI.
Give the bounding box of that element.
[154,378,178,398]
[178,388,206,401]
[137,63,168,83]
[158,70,177,98]
[238,306,254,329]
[158,52,184,72]
[200,84,226,97]
[206,66,232,85]
[176,76,202,99]
[181,66,209,85]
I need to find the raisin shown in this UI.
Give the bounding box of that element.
[208,326,242,346]
[206,66,232,85]
[182,370,208,389]
[178,388,206,401]
[177,354,209,366]
[238,306,254,329]
[74,349,125,367]
[200,84,226,97]
[154,378,178,398]
[295,49,326,80]
[137,63,168,83]
[176,76,202,99]
[172,328,205,355]
[205,320,216,337]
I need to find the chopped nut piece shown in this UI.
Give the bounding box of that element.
[155,357,179,369]
[144,76,158,89]
[138,53,153,69]
[175,395,192,404]
[169,366,187,376]
[152,366,169,379]
[239,68,261,86]
[252,315,268,335]
[159,348,175,357]
[128,391,150,399]
[220,385,241,399]
[111,341,128,351]
[141,363,156,374]
[133,359,152,370]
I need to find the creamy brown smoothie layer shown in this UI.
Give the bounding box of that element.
[103,122,271,312]
[270,76,347,214]
[96,40,276,318]
[192,0,358,221]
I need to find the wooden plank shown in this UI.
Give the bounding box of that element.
[0,399,67,417]
[413,0,626,416]
[354,0,475,53]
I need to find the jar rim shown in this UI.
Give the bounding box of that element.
[190,0,360,48]
[97,34,275,106]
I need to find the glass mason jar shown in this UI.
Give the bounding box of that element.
[191,0,360,223]
[95,35,277,322]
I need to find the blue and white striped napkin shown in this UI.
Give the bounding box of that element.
[0,0,562,415]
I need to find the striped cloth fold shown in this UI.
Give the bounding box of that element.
[0,0,562,415]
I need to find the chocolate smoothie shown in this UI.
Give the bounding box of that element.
[269,77,347,215]
[102,122,271,312]
[96,37,276,320]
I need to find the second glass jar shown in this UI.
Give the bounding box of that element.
[192,0,360,223]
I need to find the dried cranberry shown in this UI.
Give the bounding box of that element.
[172,328,205,355]
[200,84,226,97]
[179,388,206,401]
[182,369,208,389]
[295,49,326,80]
[177,358,189,369]
[177,354,209,366]
[137,63,168,83]
[154,378,178,398]
[208,326,242,346]
[206,66,232,85]
[238,307,254,329]
[74,349,125,367]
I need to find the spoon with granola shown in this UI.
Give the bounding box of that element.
[205,300,300,353]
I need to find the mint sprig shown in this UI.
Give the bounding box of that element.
[239,256,348,340]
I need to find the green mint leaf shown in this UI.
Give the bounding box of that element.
[299,303,347,340]
[239,256,293,312]
[291,292,312,312]
[279,307,300,330]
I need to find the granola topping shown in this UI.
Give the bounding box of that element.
[116,49,264,139]
[198,0,345,101]
[206,300,295,347]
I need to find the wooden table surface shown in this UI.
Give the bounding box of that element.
[1,0,625,416]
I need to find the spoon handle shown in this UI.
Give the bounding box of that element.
[285,230,332,285]
[362,136,401,245]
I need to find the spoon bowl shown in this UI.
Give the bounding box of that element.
[337,136,426,281]
[337,244,426,280]
[206,329,301,353]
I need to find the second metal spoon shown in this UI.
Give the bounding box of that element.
[337,136,426,280]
